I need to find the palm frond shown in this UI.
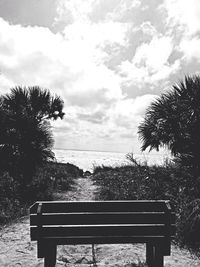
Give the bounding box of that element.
[138,74,200,169]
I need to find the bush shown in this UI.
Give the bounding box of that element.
[92,161,200,249]
[21,161,83,203]
[22,167,54,203]
[177,199,200,249]
[0,172,25,224]
[48,162,83,191]
[0,161,83,224]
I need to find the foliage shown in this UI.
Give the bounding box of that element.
[138,75,200,175]
[20,161,83,203]
[92,160,200,249]
[41,162,83,192]
[0,86,65,184]
[0,172,26,224]
[177,199,200,249]
[0,162,83,224]
[126,152,146,167]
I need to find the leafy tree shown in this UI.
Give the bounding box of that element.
[0,86,65,184]
[138,75,200,176]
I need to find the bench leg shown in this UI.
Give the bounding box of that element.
[44,243,57,267]
[38,240,46,258]
[146,243,154,267]
[154,245,164,267]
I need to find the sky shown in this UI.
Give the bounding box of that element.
[0,0,200,154]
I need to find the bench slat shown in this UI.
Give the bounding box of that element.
[30,201,168,213]
[30,224,176,240]
[30,212,175,226]
[32,236,169,245]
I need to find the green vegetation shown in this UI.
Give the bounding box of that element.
[138,75,200,178]
[0,86,83,224]
[0,86,65,185]
[92,159,200,249]
[0,161,83,224]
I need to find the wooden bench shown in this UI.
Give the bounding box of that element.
[30,200,175,267]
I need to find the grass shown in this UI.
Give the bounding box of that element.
[0,161,83,224]
[92,159,200,250]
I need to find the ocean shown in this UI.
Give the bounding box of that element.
[53,149,171,172]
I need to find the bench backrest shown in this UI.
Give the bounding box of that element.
[30,200,175,246]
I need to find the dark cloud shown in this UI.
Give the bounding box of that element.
[53,124,71,133]
[0,0,57,29]
[120,132,135,139]
[66,88,115,107]
[104,25,157,71]
[168,49,183,65]
[89,0,122,22]
[77,110,108,124]
[121,80,168,98]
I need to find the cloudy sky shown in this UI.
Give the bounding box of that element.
[0,0,199,153]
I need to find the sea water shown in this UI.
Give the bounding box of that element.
[53,149,171,172]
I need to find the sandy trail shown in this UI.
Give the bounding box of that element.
[0,176,200,266]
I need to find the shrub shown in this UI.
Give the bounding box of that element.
[177,199,200,249]
[22,161,83,203]
[92,161,200,249]
[22,167,54,203]
[44,162,83,191]
[0,161,83,224]
[0,172,25,224]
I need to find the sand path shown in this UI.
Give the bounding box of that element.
[0,176,200,266]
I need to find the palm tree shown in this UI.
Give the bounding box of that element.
[0,86,65,184]
[138,75,200,175]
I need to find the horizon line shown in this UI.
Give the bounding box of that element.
[53,147,126,154]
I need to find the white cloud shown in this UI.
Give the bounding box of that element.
[62,20,129,71]
[119,35,180,88]
[133,36,173,71]
[0,74,14,91]
[180,37,200,62]
[55,0,141,24]
[107,94,157,130]
[65,63,124,106]
[161,0,200,74]
[104,0,141,22]
[0,17,129,102]
[163,0,200,35]
[140,21,157,36]
[55,0,95,24]
[150,60,180,82]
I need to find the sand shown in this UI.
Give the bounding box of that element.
[0,176,200,266]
